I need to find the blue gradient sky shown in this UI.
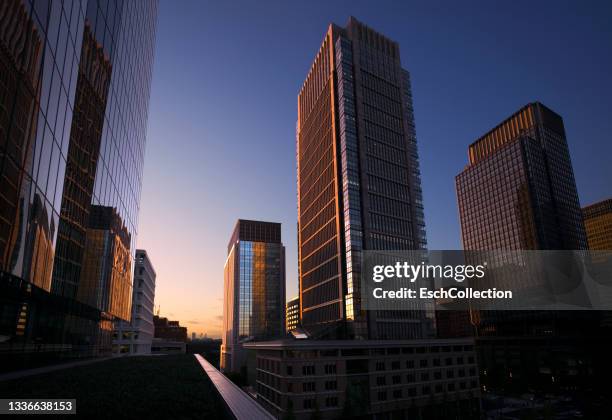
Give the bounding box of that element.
[137,0,612,337]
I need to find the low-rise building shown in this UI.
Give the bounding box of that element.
[244,338,480,419]
[154,315,188,342]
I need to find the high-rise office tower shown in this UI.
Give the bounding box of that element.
[583,198,612,251]
[456,102,587,251]
[221,220,286,373]
[243,19,480,419]
[455,102,599,392]
[0,0,157,367]
[113,249,156,354]
[296,17,427,339]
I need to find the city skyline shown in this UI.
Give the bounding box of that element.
[137,0,612,338]
[1,3,612,418]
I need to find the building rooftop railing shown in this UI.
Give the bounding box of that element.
[194,354,274,420]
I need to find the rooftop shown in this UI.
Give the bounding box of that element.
[243,337,475,349]
[0,355,228,419]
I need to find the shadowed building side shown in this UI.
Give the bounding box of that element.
[459,102,587,251]
[455,102,606,394]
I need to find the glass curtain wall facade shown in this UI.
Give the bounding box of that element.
[457,102,588,252]
[221,220,286,373]
[454,103,603,392]
[0,0,157,369]
[297,17,428,340]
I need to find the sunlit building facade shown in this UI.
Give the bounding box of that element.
[221,220,286,373]
[286,296,300,332]
[583,198,612,251]
[296,17,428,339]
[113,249,156,354]
[0,0,157,368]
[248,17,481,419]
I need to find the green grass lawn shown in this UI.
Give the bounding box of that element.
[0,355,229,419]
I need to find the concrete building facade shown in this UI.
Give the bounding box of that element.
[244,339,480,419]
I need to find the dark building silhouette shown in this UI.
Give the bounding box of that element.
[221,220,286,373]
[154,315,187,343]
[457,102,587,252]
[0,0,158,368]
[455,102,607,393]
[296,17,429,340]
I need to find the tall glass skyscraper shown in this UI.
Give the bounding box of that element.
[221,220,285,373]
[0,0,157,368]
[456,102,588,252]
[245,18,480,419]
[455,102,601,393]
[296,17,428,339]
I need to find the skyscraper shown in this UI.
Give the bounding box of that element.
[456,102,587,252]
[296,17,427,339]
[455,102,599,392]
[583,198,612,251]
[113,249,156,355]
[242,19,479,419]
[221,219,286,373]
[0,0,157,367]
